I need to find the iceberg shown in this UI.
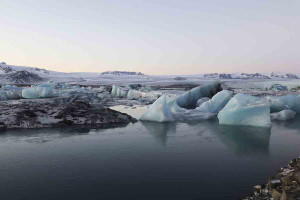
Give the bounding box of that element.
[0,90,22,101]
[140,82,223,122]
[197,90,232,113]
[111,85,127,98]
[127,89,143,100]
[22,84,55,99]
[267,95,300,113]
[175,82,222,109]
[139,95,174,122]
[271,109,296,121]
[218,94,271,128]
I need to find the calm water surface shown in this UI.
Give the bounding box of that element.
[0,106,300,200]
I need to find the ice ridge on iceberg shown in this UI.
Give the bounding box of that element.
[175,82,222,109]
[197,90,233,113]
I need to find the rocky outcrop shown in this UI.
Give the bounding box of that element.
[243,158,300,200]
[0,65,44,84]
[0,100,137,130]
[3,70,44,84]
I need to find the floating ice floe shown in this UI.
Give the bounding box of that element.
[270,109,296,121]
[140,82,222,122]
[22,83,55,99]
[197,90,233,113]
[218,94,271,128]
[267,95,300,113]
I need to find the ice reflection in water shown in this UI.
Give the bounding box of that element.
[0,106,300,200]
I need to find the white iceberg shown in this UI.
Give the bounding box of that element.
[139,95,174,122]
[127,89,143,100]
[218,94,271,128]
[111,85,127,98]
[270,109,296,121]
[0,90,22,101]
[22,84,55,99]
[140,82,222,122]
[197,90,233,113]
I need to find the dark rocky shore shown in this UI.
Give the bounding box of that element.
[0,100,137,130]
[242,158,300,200]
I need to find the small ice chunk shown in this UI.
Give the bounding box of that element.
[139,95,174,122]
[197,90,232,113]
[111,85,127,98]
[271,109,296,121]
[218,94,271,128]
[196,97,210,107]
[99,86,106,92]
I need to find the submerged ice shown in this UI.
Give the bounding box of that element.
[270,109,296,121]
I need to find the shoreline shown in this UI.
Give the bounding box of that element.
[242,158,300,200]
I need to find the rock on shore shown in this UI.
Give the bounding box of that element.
[0,100,137,130]
[242,158,300,200]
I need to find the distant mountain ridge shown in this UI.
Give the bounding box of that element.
[101,71,144,76]
[202,72,299,80]
[0,64,45,84]
[0,61,299,84]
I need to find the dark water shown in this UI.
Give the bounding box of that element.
[1,115,300,200]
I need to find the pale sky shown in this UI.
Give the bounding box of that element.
[0,0,299,75]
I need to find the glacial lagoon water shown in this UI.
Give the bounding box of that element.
[1,106,300,200]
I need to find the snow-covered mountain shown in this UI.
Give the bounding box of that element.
[101,71,144,76]
[0,61,299,85]
[0,64,45,84]
[202,72,299,80]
